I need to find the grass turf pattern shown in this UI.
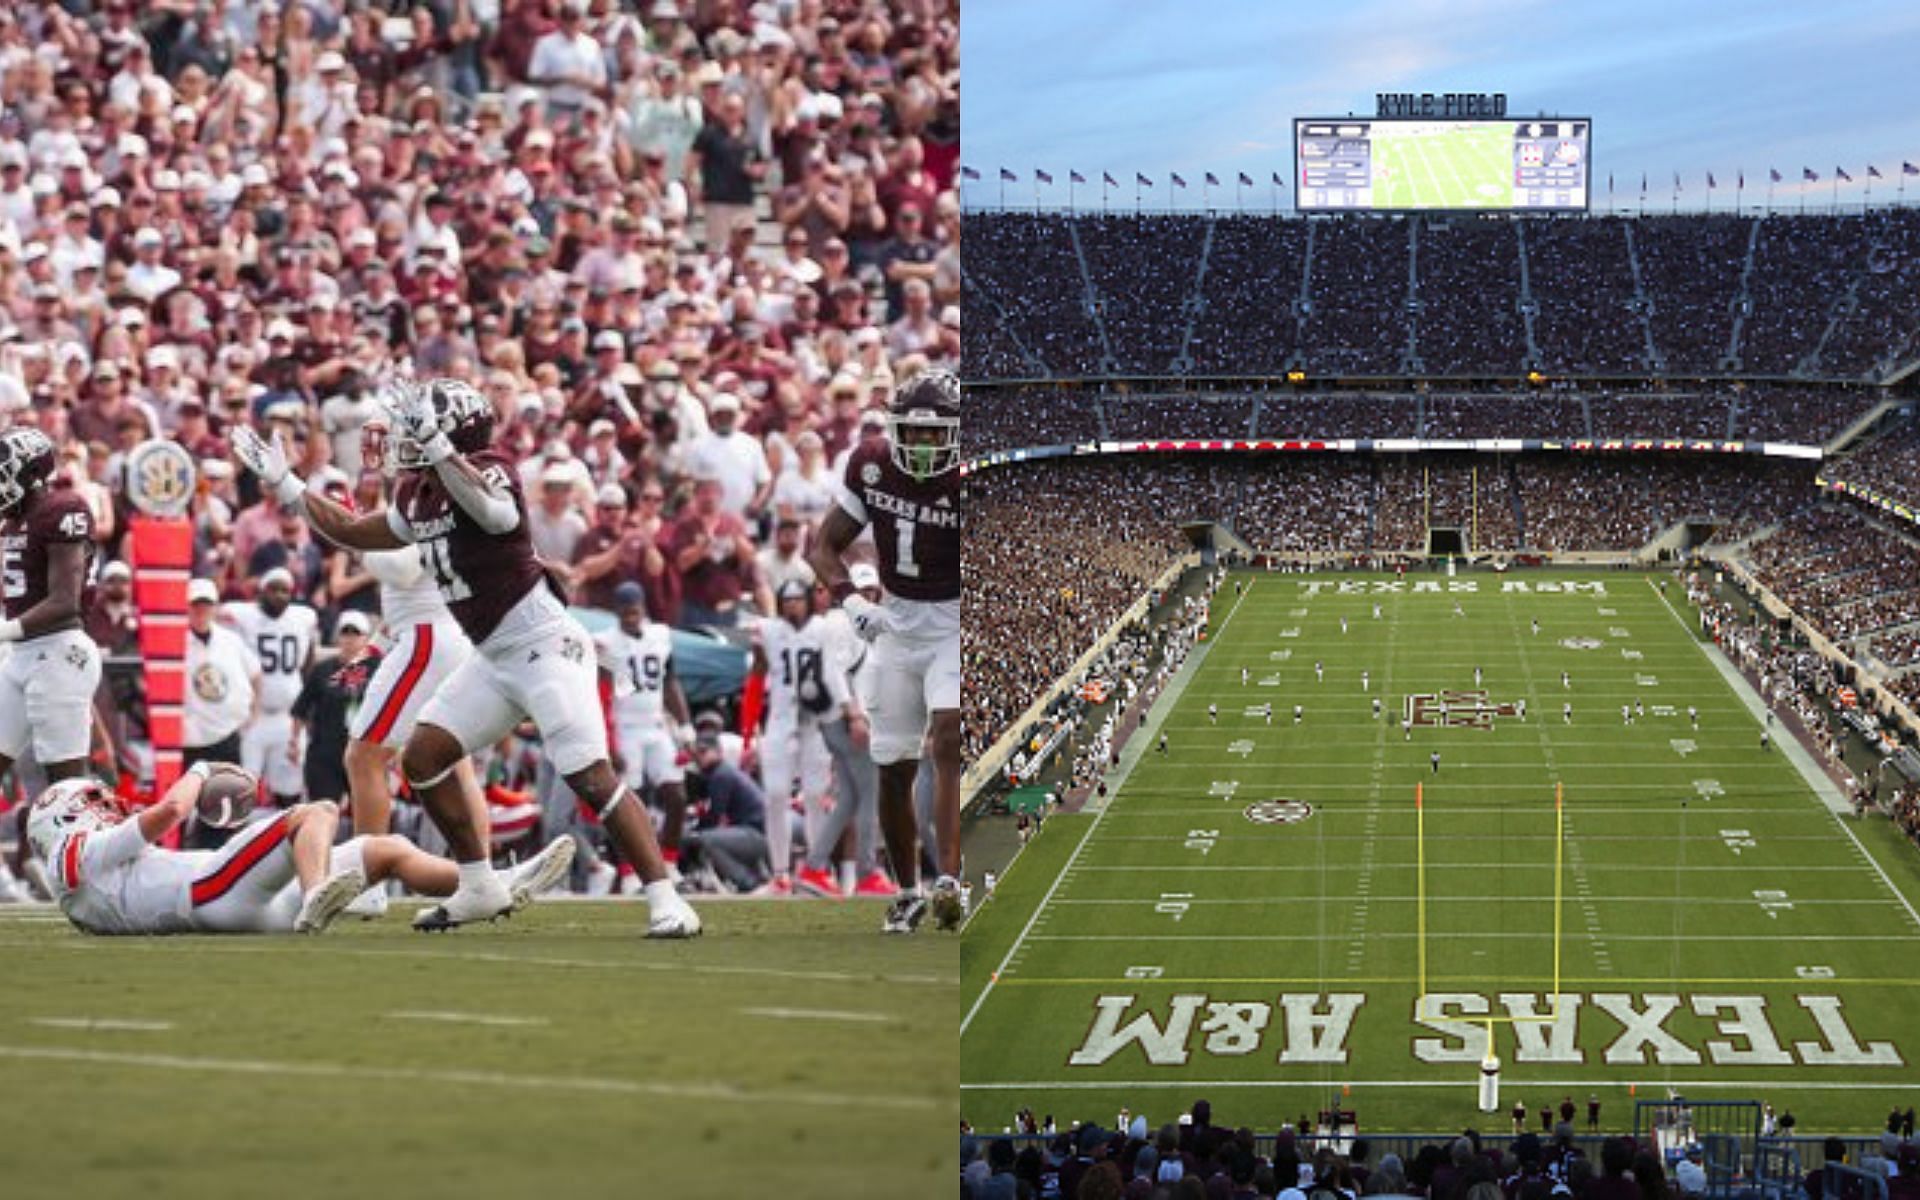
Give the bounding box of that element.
[0,899,956,1199]
[961,571,1920,1133]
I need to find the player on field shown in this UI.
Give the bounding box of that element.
[1241,667,1248,686]
[1430,751,1441,774]
[1474,666,1482,686]
[750,579,846,895]
[0,427,101,789]
[1360,669,1369,692]
[1562,671,1570,689]
[1689,706,1699,730]
[1314,660,1323,683]
[1339,616,1348,635]
[1563,702,1573,723]
[1621,704,1632,725]
[1372,603,1381,620]
[1293,704,1302,724]
[27,768,571,935]
[809,369,961,934]
[1208,703,1217,725]
[1372,697,1382,720]
[1634,697,1644,719]
[234,379,699,937]
[1157,733,1167,755]
[223,566,318,805]
[595,582,693,871]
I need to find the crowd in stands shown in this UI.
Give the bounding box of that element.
[961,453,1817,758]
[0,0,957,889]
[1823,415,1920,509]
[1744,505,1920,643]
[961,458,1193,761]
[960,1097,1920,1200]
[960,389,1878,459]
[963,209,1920,384]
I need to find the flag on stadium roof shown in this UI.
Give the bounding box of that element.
[1639,172,1647,193]
[1707,172,1716,189]
[1170,173,1187,188]
[1672,170,1681,191]
[1770,168,1783,182]
[999,167,1018,181]
[1104,171,1119,187]
[1906,162,1920,176]
[1035,169,1052,184]
[1205,172,1220,186]
[1738,169,1745,188]
[961,165,980,180]
[1835,167,1851,182]
[1868,165,1882,179]
[1238,172,1253,187]
[1607,172,1613,194]
[1271,172,1285,187]
[1136,172,1153,186]
[1070,170,1086,184]
[1803,167,1819,181]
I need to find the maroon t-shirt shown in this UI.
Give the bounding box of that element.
[393,451,546,644]
[838,438,959,603]
[1,488,94,628]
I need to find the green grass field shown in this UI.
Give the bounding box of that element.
[961,571,1920,1134]
[0,899,956,1199]
[1374,124,1513,208]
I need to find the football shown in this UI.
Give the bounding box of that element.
[194,763,259,828]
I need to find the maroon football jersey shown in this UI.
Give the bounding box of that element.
[393,451,547,644]
[837,438,959,603]
[0,488,94,628]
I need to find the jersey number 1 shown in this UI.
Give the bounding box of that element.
[893,515,918,578]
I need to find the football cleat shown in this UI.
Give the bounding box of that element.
[505,838,576,910]
[794,866,843,898]
[412,876,515,932]
[295,868,367,935]
[584,860,616,896]
[753,874,794,897]
[853,870,898,898]
[645,893,703,939]
[342,885,389,920]
[929,875,968,931]
[882,890,928,934]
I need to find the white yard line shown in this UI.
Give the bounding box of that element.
[1650,579,1920,933]
[385,1011,549,1028]
[1067,863,1872,873]
[739,1007,893,1024]
[960,578,1258,1038]
[0,1044,939,1111]
[28,1018,173,1032]
[962,1077,1918,1092]
[1024,931,1918,943]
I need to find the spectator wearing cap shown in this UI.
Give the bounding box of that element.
[183,576,259,800]
[754,516,815,611]
[669,467,756,629]
[878,203,939,320]
[621,52,703,179]
[686,91,765,253]
[291,611,375,809]
[580,417,629,485]
[526,456,590,567]
[681,391,771,521]
[682,733,770,892]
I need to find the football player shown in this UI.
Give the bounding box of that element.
[810,369,960,933]
[334,420,481,915]
[223,566,318,805]
[26,768,572,935]
[594,582,693,873]
[233,380,699,937]
[750,579,848,895]
[0,427,102,788]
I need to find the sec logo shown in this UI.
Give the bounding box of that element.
[126,439,197,518]
[1560,636,1604,651]
[861,462,882,486]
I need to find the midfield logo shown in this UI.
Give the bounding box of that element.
[1405,690,1519,730]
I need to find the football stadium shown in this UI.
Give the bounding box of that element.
[959,9,1920,1195]
[0,0,958,1194]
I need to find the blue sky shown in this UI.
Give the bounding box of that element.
[961,0,1920,212]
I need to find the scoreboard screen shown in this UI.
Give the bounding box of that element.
[1294,118,1590,212]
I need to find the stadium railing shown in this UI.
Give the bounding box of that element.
[963,552,1198,801]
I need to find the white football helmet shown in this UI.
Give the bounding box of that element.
[26,778,125,865]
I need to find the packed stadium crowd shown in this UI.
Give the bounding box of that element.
[1742,505,1920,644]
[1823,416,1920,512]
[964,209,1920,382]
[960,453,1817,759]
[0,0,961,907]
[959,1099,1920,1200]
[958,389,1878,458]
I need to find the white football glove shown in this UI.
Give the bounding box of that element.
[392,383,454,464]
[843,593,894,642]
[232,426,305,507]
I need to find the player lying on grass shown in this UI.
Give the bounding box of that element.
[26,766,574,936]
